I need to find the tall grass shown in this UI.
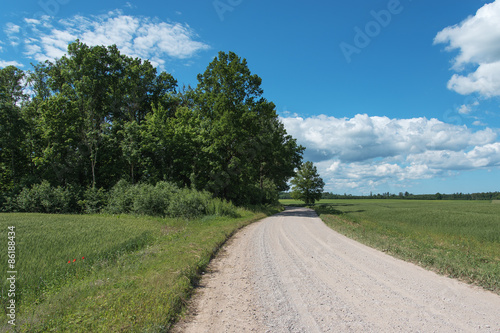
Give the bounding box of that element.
[0,206,273,331]
[0,214,159,309]
[303,199,500,293]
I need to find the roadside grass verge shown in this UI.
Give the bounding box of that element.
[0,207,275,332]
[282,199,500,294]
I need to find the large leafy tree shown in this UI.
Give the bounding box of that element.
[0,66,29,194]
[141,100,201,186]
[30,40,176,188]
[193,51,303,204]
[257,117,304,193]
[291,161,325,205]
[0,45,303,207]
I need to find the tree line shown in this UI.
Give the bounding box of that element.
[279,191,500,201]
[0,41,304,211]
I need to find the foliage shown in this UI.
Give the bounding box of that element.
[290,161,325,205]
[105,180,238,218]
[191,51,304,204]
[140,104,202,186]
[78,186,108,214]
[204,197,240,217]
[168,188,211,219]
[6,178,239,218]
[17,40,177,191]
[0,45,303,207]
[130,182,175,216]
[105,179,137,214]
[15,180,77,213]
[0,66,29,195]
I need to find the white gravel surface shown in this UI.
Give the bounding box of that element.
[172,206,500,332]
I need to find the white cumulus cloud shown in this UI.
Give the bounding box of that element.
[7,10,210,68]
[0,59,24,68]
[434,0,500,97]
[5,23,20,35]
[281,114,500,192]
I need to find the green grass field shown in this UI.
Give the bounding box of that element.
[2,199,499,331]
[0,208,272,332]
[281,199,500,293]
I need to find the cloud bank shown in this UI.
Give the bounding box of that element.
[281,114,500,192]
[0,60,24,68]
[434,0,500,97]
[4,10,210,68]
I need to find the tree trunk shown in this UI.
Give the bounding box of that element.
[91,160,96,189]
[131,162,134,184]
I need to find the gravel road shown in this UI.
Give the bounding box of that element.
[172,207,500,332]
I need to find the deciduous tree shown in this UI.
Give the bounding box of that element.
[0,66,28,193]
[194,51,303,204]
[291,161,325,205]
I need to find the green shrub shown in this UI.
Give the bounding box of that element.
[15,187,38,212]
[78,187,108,214]
[167,189,210,219]
[10,180,239,218]
[205,197,239,217]
[106,180,179,216]
[106,179,135,214]
[104,180,238,218]
[168,189,238,219]
[0,194,17,212]
[132,182,177,216]
[16,181,77,213]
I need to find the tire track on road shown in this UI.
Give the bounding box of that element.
[173,207,500,332]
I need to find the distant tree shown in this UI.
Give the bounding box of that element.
[290,161,324,205]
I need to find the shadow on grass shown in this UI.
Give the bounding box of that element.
[282,202,355,208]
[313,203,365,216]
[282,203,308,207]
[275,207,319,218]
[315,206,345,215]
[281,202,366,217]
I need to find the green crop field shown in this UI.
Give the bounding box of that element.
[0,209,272,332]
[281,199,500,293]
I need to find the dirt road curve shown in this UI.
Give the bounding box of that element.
[173,207,500,332]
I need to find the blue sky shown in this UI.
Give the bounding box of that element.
[1,0,500,195]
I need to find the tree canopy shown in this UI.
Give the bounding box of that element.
[192,51,304,204]
[0,44,304,209]
[290,161,325,205]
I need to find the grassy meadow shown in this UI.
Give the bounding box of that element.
[2,199,499,331]
[0,208,273,332]
[281,199,500,293]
